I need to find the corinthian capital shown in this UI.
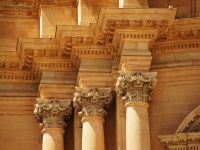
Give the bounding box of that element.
[116,72,157,103]
[34,99,72,129]
[73,87,113,119]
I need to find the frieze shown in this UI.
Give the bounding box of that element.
[0,62,19,69]
[23,48,34,68]
[61,35,106,49]
[73,87,113,119]
[21,48,71,70]
[34,99,72,129]
[166,29,200,40]
[116,72,157,103]
[105,19,169,43]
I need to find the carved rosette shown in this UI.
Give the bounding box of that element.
[73,88,113,119]
[116,72,157,104]
[34,99,72,129]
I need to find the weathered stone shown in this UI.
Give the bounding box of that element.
[34,99,72,129]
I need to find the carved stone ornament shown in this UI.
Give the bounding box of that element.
[73,87,113,119]
[116,72,157,103]
[158,133,200,150]
[158,105,200,150]
[34,98,72,129]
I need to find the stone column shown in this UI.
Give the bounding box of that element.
[73,87,113,150]
[34,99,72,150]
[116,72,157,150]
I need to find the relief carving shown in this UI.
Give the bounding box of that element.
[158,133,200,150]
[86,37,94,45]
[73,88,112,119]
[116,72,157,103]
[165,29,200,40]
[23,48,34,68]
[93,34,106,45]
[34,99,72,129]
[62,36,72,51]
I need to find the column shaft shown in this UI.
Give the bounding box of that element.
[82,117,105,150]
[42,128,65,150]
[125,102,150,150]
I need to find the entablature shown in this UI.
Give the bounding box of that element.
[6,8,200,84]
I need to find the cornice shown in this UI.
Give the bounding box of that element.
[154,18,200,42]
[0,8,185,83]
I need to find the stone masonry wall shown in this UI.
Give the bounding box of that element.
[149,67,200,150]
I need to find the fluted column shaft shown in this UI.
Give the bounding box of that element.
[116,72,157,150]
[34,99,72,150]
[73,88,112,150]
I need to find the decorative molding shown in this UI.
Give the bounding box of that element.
[21,48,71,69]
[0,71,39,83]
[73,87,113,119]
[0,62,19,69]
[158,133,200,150]
[176,105,200,133]
[105,19,169,44]
[151,41,200,53]
[116,72,157,103]
[166,29,200,40]
[61,35,106,49]
[113,30,157,53]
[158,105,200,150]
[0,8,191,83]
[34,99,72,129]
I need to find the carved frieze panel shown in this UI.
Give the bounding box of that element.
[73,87,113,119]
[105,19,169,43]
[21,48,71,70]
[61,35,106,50]
[166,29,200,40]
[34,99,72,129]
[116,72,157,103]
[0,62,19,69]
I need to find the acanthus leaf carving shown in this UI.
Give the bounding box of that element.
[116,72,157,103]
[34,99,72,129]
[73,88,113,119]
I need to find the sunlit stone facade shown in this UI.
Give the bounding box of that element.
[1,0,200,150]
